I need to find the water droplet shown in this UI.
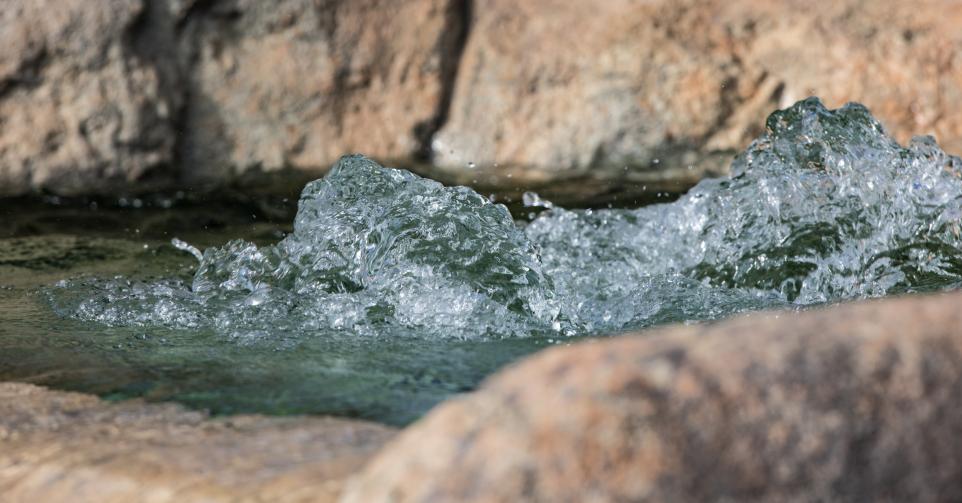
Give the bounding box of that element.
[522,191,554,209]
[171,238,204,262]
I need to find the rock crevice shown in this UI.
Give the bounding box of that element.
[413,0,471,162]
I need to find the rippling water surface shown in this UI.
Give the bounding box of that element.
[5,98,962,424]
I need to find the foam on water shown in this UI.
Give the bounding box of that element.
[49,98,962,342]
[52,160,560,340]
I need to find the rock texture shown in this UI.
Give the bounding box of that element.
[0,0,176,196]
[0,0,465,194]
[0,382,395,502]
[431,0,962,194]
[342,292,962,502]
[179,0,466,183]
[2,0,962,199]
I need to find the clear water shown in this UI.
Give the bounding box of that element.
[7,97,962,425]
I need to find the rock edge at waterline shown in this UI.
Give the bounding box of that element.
[0,382,395,503]
[342,292,962,502]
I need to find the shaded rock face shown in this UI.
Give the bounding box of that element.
[0,0,464,195]
[180,0,466,183]
[342,292,962,502]
[0,382,395,502]
[0,0,176,196]
[2,0,962,198]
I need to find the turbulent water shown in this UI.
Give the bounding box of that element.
[50,98,962,343]
[29,98,962,424]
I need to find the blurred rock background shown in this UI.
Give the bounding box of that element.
[3,0,962,204]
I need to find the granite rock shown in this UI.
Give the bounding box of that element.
[429,0,962,199]
[343,292,962,502]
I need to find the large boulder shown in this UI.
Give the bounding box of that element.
[3,0,962,201]
[429,0,962,198]
[0,382,395,502]
[0,0,177,196]
[0,0,465,194]
[342,292,962,502]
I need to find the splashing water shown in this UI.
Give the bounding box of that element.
[49,98,962,345]
[36,97,962,423]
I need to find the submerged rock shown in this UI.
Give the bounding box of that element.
[529,97,962,333]
[0,382,395,503]
[341,291,962,502]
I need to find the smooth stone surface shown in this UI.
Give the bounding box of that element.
[0,383,395,502]
[342,292,962,502]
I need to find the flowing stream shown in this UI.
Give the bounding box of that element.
[4,98,962,425]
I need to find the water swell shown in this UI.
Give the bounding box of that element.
[50,98,962,340]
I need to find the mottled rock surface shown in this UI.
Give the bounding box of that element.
[2,0,962,201]
[0,0,176,196]
[180,0,466,183]
[342,292,962,502]
[0,382,395,502]
[432,0,962,195]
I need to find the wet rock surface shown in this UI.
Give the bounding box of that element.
[3,0,962,202]
[0,382,395,502]
[342,292,962,502]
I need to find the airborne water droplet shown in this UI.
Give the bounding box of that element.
[171,238,203,262]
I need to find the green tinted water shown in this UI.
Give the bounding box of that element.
[0,205,551,425]
[6,98,962,426]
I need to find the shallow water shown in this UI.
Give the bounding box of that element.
[0,218,549,425]
[5,98,962,425]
